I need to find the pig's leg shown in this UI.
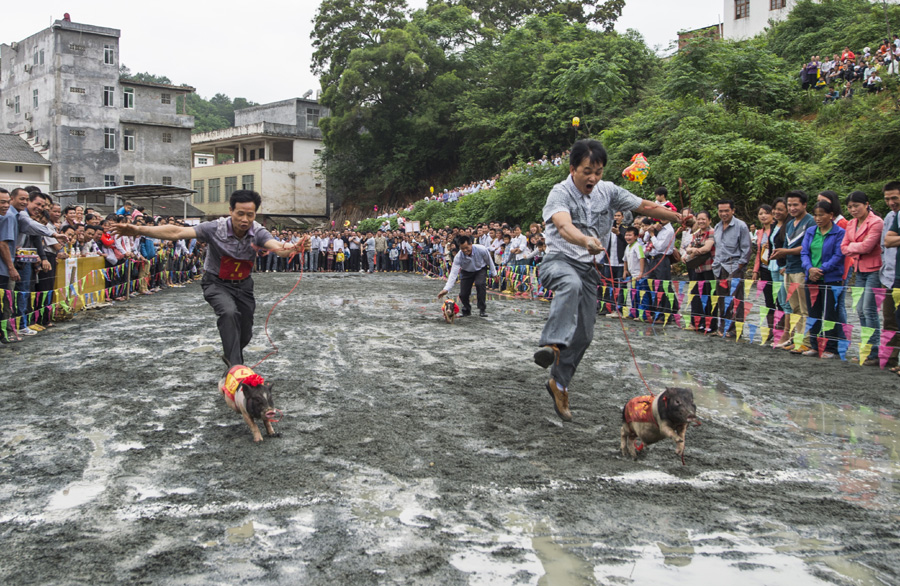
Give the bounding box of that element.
[659,422,685,456]
[240,408,264,442]
[264,420,276,436]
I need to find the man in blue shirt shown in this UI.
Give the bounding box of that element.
[438,235,497,317]
[772,190,816,351]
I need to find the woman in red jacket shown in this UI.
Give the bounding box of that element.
[840,191,884,366]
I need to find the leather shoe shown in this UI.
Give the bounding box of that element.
[460,310,471,317]
[533,344,560,368]
[479,310,487,317]
[546,378,572,421]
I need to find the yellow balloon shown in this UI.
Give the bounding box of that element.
[572,117,580,127]
[344,220,350,227]
[430,186,434,194]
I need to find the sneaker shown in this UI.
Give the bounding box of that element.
[533,345,560,369]
[791,345,811,355]
[821,352,836,359]
[802,349,818,356]
[546,378,572,421]
[17,328,37,337]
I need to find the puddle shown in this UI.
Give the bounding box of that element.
[615,363,900,511]
[188,345,216,353]
[226,520,255,543]
[46,431,109,511]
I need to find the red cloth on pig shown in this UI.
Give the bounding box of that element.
[624,395,656,425]
[221,365,258,401]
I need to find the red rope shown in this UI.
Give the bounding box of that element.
[250,252,303,370]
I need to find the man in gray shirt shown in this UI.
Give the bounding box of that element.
[880,181,900,368]
[437,235,497,317]
[113,190,302,367]
[711,199,751,337]
[533,140,680,421]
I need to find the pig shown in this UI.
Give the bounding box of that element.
[218,363,281,443]
[442,298,460,324]
[620,387,697,461]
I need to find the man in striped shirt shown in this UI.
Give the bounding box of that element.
[533,140,680,421]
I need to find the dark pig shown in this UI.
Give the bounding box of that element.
[218,364,282,442]
[620,387,697,461]
[442,298,459,324]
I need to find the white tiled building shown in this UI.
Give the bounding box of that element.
[723,0,797,40]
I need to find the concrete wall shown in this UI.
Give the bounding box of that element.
[0,161,50,193]
[723,0,796,40]
[191,160,263,217]
[234,98,327,139]
[0,20,193,192]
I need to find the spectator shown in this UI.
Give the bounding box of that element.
[774,190,816,352]
[767,197,792,340]
[841,191,883,366]
[684,211,716,333]
[711,199,751,338]
[752,205,776,337]
[800,200,846,358]
[881,182,900,372]
[622,226,649,319]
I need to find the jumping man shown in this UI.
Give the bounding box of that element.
[533,140,681,421]
[112,190,304,366]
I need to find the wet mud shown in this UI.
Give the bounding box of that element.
[2,272,898,585]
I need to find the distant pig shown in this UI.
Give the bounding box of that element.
[620,387,697,461]
[218,363,281,443]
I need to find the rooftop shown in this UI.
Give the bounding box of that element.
[119,78,196,93]
[0,134,50,165]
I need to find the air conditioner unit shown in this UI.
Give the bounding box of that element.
[24,64,32,73]
[10,42,18,51]
[24,112,32,120]
[5,99,11,107]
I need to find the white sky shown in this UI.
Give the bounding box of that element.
[3,0,723,104]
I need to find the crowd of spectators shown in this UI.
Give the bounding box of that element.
[0,190,203,344]
[267,181,900,372]
[801,36,900,101]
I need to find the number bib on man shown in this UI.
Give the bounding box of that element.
[219,255,252,280]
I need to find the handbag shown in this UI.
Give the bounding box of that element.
[685,252,711,271]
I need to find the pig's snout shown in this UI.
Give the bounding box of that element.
[265,409,283,422]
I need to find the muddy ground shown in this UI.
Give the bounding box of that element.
[1,272,898,585]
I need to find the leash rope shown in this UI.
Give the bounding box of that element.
[250,250,304,370]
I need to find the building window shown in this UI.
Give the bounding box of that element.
[104,175,117,187]
[193,180,204,203]
[14,96,19,114]
[161,93,171,105]
[770,0,786,8]
[314,149,322,154]
[40,50,44,65]
[307,108,320,128]
[224,176,237,199]
[14,166,24,173]
[123,129,135,151]
[123,88,134,109]
[69,176,86,183]
[33,51,39,66]
[104,128,116,150]
[104,44,115,65]
[69,129,86,136]
[162,176,173,186]
[315,183,323,188]
[208,178,220,202]
[241,175,254,191]
[197,157,208,165]
[33,89,39,108]
[735,0,750,19]
[123,175,135,186]
[162,132,172,143]
[103,86,115,107]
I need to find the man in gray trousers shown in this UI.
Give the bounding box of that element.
[533,140,680,421]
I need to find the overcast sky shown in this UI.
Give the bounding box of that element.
[4,0,723,104]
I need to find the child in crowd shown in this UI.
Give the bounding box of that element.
[622,226,649,320]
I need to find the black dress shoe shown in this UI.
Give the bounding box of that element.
[479,310,487,317]
[460,310,471,317]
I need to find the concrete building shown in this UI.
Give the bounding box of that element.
[678,24,724,50]
[0,133,51,193]
[0,18,194,207]
[190,98,329,222]
[723,0,797,40]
